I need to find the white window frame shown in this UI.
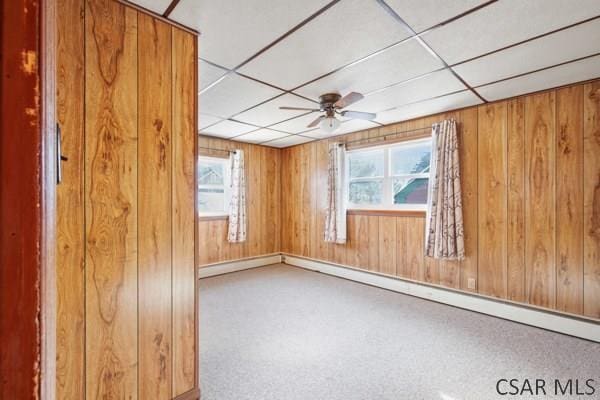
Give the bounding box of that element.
[345,137,432,211]
[198,155,231,217]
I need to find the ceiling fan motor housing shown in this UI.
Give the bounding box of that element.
[319,92,341,106]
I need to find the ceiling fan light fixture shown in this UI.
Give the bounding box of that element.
[319,116,340,134]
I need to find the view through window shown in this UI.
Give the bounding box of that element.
[346,138,431,210]
[198,156,231,216]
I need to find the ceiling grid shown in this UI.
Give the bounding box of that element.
[127,0,600,147]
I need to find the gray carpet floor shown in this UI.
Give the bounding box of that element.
[199,264,599,400]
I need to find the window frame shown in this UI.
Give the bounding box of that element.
[198,155,231,217]
[345,137,432,212]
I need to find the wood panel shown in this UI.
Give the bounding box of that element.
[85,2,138,398]
[458,108,478,293]
[506,98,526,302]
[396,217,408,278]
[171,27,196,396]
[584,82,600,318]
[378,217,397,276]
[56,0,85,397]
[138,13,172,399]
[262,147,281,254]
[477,102,508,299]
[555,86,584,314]
[406,217,425,281]
[524,92,556,309]
[280,147,292,254]
[315,140,332,261]
[247,144,262,256]
[367,217,380,272]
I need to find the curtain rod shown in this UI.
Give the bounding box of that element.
[342,125,432,147]
[198,146,237,154]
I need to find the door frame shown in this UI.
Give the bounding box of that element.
[0,0,56,398]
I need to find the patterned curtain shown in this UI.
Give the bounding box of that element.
[227,150,246,243]
[425,119,465,260]
[324,143,347,244]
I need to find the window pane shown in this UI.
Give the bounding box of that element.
[198,188,225,212]
[393,177,429,204]
[349,180,383,205]
[199,161,225,185]
[349,150,384,178]
[391,142,431,175]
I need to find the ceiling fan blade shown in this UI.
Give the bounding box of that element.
[279,106,320,111]
[341,110,376,120]
[334,92,364,109]
[307,115,325,128]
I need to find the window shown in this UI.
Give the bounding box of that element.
[346,138,431,210]
[198,156,230,216]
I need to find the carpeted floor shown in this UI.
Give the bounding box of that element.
[198,264,599,400]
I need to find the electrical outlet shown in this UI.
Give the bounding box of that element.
[467,278,476,290]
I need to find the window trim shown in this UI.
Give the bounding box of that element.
[345,137,432,212]
[198,155,231,217]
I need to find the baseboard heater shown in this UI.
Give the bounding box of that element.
[197,253,599,342]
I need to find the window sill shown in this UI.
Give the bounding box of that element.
[346,209,426,217]
[199,215,229,221]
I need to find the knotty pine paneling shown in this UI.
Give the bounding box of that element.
[84,2,139,398]
[197,136,281,266]
[280,79,600,320]
[56,0,85,398]
[57,1,198,398]
[584,82,600,319]
[171,28,196,396]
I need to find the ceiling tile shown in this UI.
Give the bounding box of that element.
[170,0,331,69]
[129,0,171,14]
[476,54,600,101]
[454,18,600,87]
[234,129,290,144]
[384,0,487,32]
[375,90,482,124]
[200,73,282,118]
[200,60,228,91]
[269,113,324,134]
[199,113,222,129]
[235,94,318,127]
[263,135,315,148]
[295,38,444,100]
[423,0,600,65]
[237,0,411,89]
[201,120,258,138]
[350,69,466,113]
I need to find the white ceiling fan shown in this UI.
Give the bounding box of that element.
[279,92,376,134]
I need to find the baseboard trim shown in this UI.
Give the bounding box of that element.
[282,254,600,343]
[174,387,200,400]
[198,254,282,278]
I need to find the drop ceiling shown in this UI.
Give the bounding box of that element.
[130,0,600,147]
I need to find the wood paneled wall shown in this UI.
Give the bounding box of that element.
[197,136,281,265]
[280,80,600,320]
[56,1,198,399]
